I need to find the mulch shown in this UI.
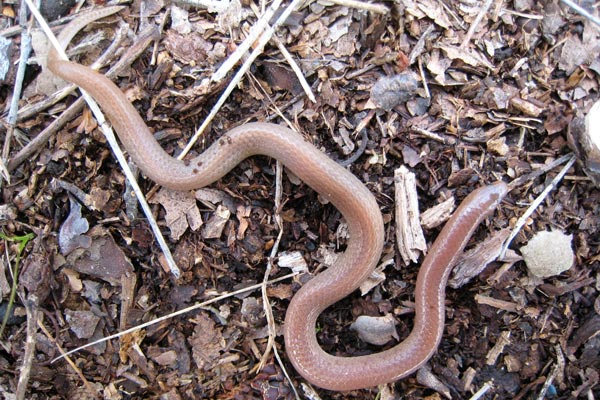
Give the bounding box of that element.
[1,1,599,399]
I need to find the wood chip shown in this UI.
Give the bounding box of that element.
[394,166,427,265]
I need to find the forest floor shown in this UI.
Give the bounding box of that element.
[1,0,599,399]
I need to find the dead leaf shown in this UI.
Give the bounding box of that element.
[19,236,53,302]
[163,29,213,65]
[188,313,224,371]
[59,196,91,255]
[67,232,135,285]
[151,188,203,240]
[559,33,599,75]
[278,251,308,273]
[202,204,230,239]
[169,4,192,35]
[65,309,100,339]
[438,44,495,70]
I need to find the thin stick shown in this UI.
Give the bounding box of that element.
[51,272,297,363]
[325,0,389,14]
[178,0,304,159]
[461,0,494,48]
[212,0,283,83]
[243,74,299,396]
[559,0,600,28]
[469,381,494,400]
[500,154,577,258]
[7,24,157,172]
[1,0,33,184]
[272,35,316,103]
[37,316,95,393]
[256,162,300,399]
[24,1,181,277]
[174,0,229,13]
[16,295,39,400]
[535,346,562,400]
[417,56,430,99]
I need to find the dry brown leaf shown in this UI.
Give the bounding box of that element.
[416,0,452,29]
[438,44,495,69]
[151,188,203,240]
[202,204,230,239]
[58,196,91,255]
[559,29,600,75]
[67,234,135,285]
[65,309,101,339]
[188,313,224,371]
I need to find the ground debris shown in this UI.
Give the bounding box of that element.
[2,0,599,398]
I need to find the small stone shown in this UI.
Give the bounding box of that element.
[350,314,398,345]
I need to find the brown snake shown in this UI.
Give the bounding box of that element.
[46,7,508,391]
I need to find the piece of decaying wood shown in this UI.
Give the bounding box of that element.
[485,330,511,366]
[420,196,454,230]
[394,166,427,265]
[568,99,600,186]
[7,24,158,172]
[448,228,511,289]
[119,274,137,331]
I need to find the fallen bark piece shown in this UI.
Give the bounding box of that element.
[568,99,600,187]
[394,166,427,265]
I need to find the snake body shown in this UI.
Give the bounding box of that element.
[46,7,508,391]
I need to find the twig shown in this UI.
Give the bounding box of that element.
[245,1,315,103]
[8,96,84,173]
[174,0,230,13]
[16,295,39,400]
[535,345,563,400]
[178,0,304,159]
[507,153,574,190]
[244,75,300,397]
[24,2,182,278]
[255,160,282,373]
[325,0,389,14]
[37,316,95,393]
[461,0,494,48]
[51,272,297,363]
[500,153,577,258]
[408,24,435,65]
[0,4,110,38]
[417,56,430,100]
[559,0,600,29]
[469,381,494,400]
[412,126,456,145]
[7,24,157,173]
[500,9,543,20]
[212,0,283,83]
[257,161,300,399]
[439,0,466,29]
[272,35,316,103]
[1,0,33,184]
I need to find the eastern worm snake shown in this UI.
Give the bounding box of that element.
[46,7,508,391]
